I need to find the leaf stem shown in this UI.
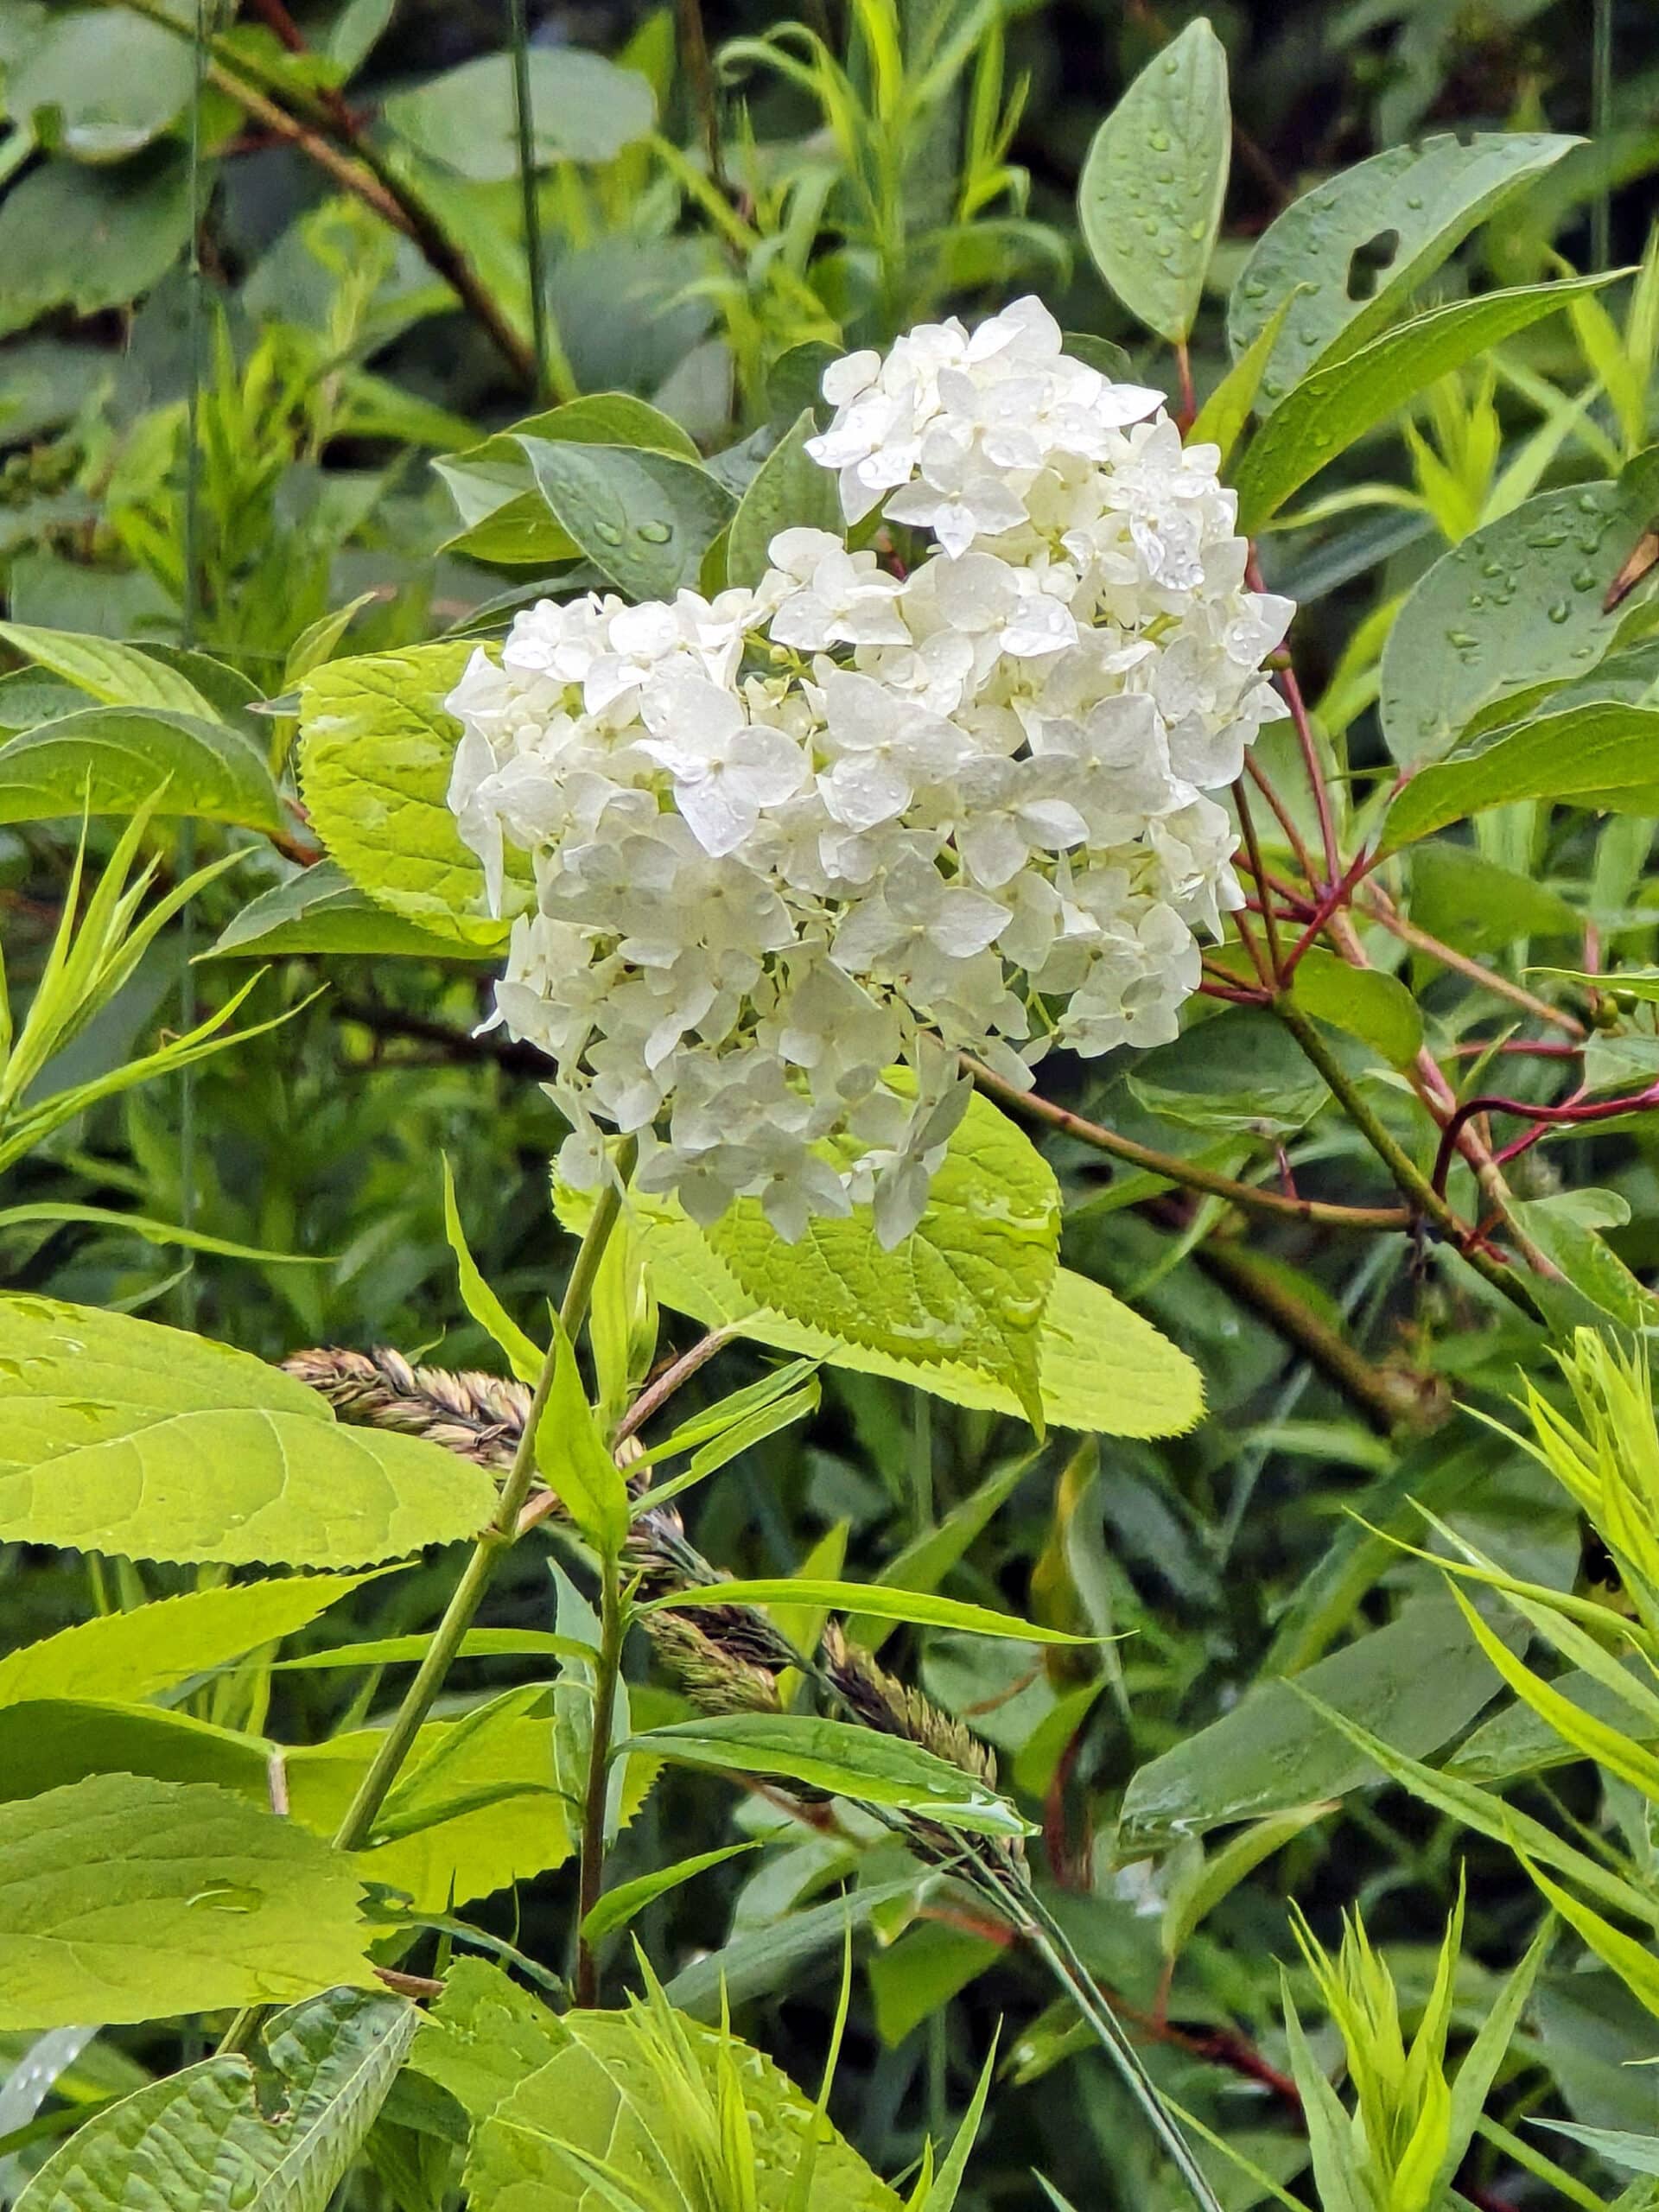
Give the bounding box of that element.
[574,1560,627,2005]
[215,1144,635,2057]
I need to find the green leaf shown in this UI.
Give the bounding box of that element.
[1234,274,1623,533]
[0,1774,375,2028]
[1125,1005,1327,1135]
[726,411,845,589]
[442,1157,545,1386]
[0,622,221,718]
[373,1684,560,1847]
[274,1629,592,1672]
[0,1294,499,1567]
[1227,132,1578,412]
[407,1957,565,2123]
[0,1575,376,1707]
[868,1922,1001,2048]
[518,436,735,601]
[1078,18,1229,345]
[620,1714,1031,1837]
[557,1179,1202,1440]
[384,48,655,179]
[919,2038,997,2212]
[643,1580,1099,1645]
[665,1876,927,2018]
[14,1989,414,2210]
[1532,2122,1659,2178]
[849,1459,1027,1655]
[582,1842,761,1945]
[1189,290,1300,464]
[0,1696,270,1808]
[705,1090,1059,1433]
[1289,947,1423,1066]
[466,2002,902,2212]
[208,861,479,961]
[5,10,194,163]
[0,707,283,830]
[1379,702,1659,852]
[1508,1190,1659,1329]
[0,152,192,338]
[298,642,512,949]
[1118,1589,1512,1843]
[0,1201,327,1262]
[1379,461,1659,764]
[436,394,699,565]
[538,1318,631,1555]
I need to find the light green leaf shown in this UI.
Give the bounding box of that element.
[442,1157,545,1386]
[373,1684,559,1847]
[0,1294,499,1567]
[1234,274,1623,532]
[275,1629,591,1672]
[556,1180,1203,1440]
[1289,947,1423,1066]
[621,1713,1030,1837]
[0,1202,325,1262]
[0,1696,270,1808]
[407,1957,565,2123]
[1380,702,1659,852]
[0,1775,376,2029]
[1118,1590,1512,1843]
[0,707,282,829]
[666,1876,927,2018]
[1078,18,1229,345]
[14,1989,414,2210]
[849,1459,1027,1656]
[643,1580,1099,1645]
[436,393,699,565]
[0,155,192,338]
[1533,2121,1659,2178]
[919,2038,997,2212]
[385,48,655,180]
[1227,132,1578,412]
[726,412,844,589]
[299,641,512,948]
[582,1842,761,1945]
[1189,290,1300,464]
[518,436,735,601]
[208,861,478,961]
[1379,459,1659,764]
[0,622,221,718]
[0,1575,376,1708]
[467,2002,901,2212]
[538,1318,631,1555]
[705,1090,1059,1432]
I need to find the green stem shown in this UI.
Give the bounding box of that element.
[506,0,553,401]
[574,1556,626,2005]
[1273,1000,1541,1319]
[216,1145,635,2057]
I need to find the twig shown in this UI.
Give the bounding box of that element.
[1363,895,1586,1039]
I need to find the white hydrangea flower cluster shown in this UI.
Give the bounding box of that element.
[447,296,1294,1245]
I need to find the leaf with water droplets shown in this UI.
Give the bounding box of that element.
[0,1294,499,1567]
[1233,271,1624,532]
[725,410,844,588]
[1380,702,1659,853]
[15,1987,414,2209]
[518,435,735,601]
[0,1774,377,2028]
[702,1086,1059,1433]
[1380,452,1659,763]
[1228,132,1578,413]
[1078,19,1230,345]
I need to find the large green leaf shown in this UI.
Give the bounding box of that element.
[518,435,736,601]
[5,10,194,162]
[466,2002,902,2212]
[726,410,845,588]
[1379,462,1659,763]
[1227,132,1577,411]
[435,393,700,565]
[557,1181,1203,1439]
[1117,1590,1511,1843]
[0,1774,375,2029]
[15,1989,415,2210]
[622,1713,1030,1836]
[1078,18,1230,346]
[1378,702,1659,852]
[0,1574,375,1707]
[208,861,480,962]
[384,48,655,180]
[0,152,192,338]
[1287,949,1423,1067]
[644,1580,1096,1645]
[704,1090,1059,1430]
[0,1294,498,1567]
[298,642,513,949]
[0,621,222,717]
[1233,274,1621,532]
[0,1698,270,1808]
[0,707,283,829]
[407,1957,564,2123]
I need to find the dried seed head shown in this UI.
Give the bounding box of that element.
[283,1346,529,1471]
[640,1611,785,1717]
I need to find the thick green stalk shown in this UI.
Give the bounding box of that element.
[217,1147,634,2056]
[574,1559,626,2005]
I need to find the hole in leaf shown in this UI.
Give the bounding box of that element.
[1345,228,1402,302]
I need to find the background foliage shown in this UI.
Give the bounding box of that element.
[4,1,1659,2209]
